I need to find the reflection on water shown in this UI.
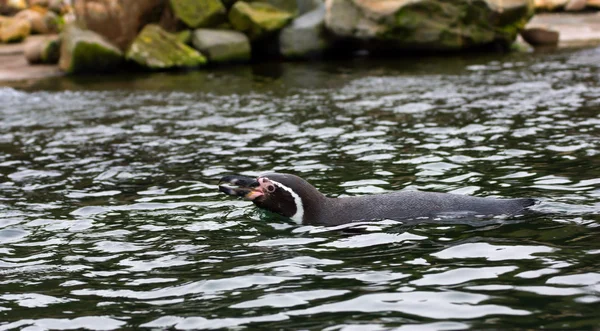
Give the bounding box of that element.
[0,48,599,330]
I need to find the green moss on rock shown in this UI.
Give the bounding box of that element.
[176,30,192,44]
[59,24,123,74]
[41,36,60,63]
[126,24,206,70]
[384,0,534,50]
[24,35,60,64]
[326,0,534,51]
[252,0,298,15]
[229,1,293,40]
[170,0,226,28]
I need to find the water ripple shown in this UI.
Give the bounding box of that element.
[1,49,599,329]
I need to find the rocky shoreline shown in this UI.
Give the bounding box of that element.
[2,0,600,83]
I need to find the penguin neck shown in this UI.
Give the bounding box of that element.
[305,194,364,226]
[296,187,328,225]
[318,195,381,226]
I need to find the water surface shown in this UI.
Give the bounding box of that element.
[1,49,599,330]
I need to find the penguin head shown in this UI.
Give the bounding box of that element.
[219,172,324,224]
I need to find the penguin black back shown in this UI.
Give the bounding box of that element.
[219,173,537,226]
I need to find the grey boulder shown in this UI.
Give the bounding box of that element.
[279,4,330,58]
[191,28,251,63]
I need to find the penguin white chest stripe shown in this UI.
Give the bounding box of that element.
[267,178,304,224]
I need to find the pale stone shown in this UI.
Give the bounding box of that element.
[0,0,27,15]
[586,0,600,7]
[534,0,569,10]
[191,28,251,63]
[279,4,330,58]
[14,9,59,34]
[0,17,31,43]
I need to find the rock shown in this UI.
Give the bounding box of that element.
[215,21,233,29]
[0,0,27,15]
[279,4,329,58]
[170,0,226,28]
[15,9,44,34]
[24,34,60,63]
[254,0,299,14]
[73,0,165,50]
[324,0,535,51]
[158,2,179,32]
[520,27,559,45]
[42,10,61,33]
[0,17,31,43]
[48,0,68,14]
[30,0,49,7]
[534,0,569,10]
[229,1,294,40]
[297,0,322,14]
[586,0,600,7]
[510,35,534,52]
[14,8,60,34]
[191,28,251,63]
[176,29,192,44]
[59,24,123,73]
[221,0,237,8]
[126,24,206,70]
[565,0,587,10]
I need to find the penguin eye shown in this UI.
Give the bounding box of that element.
[266,185,275,193]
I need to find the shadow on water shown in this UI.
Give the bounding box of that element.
[0,47,599,330]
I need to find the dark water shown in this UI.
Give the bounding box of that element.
[1,48,599,330]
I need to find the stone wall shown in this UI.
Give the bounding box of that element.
[7,0,597,74]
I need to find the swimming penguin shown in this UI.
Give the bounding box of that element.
[218,173,536,226]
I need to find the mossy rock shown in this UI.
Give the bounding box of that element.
[390,0,534,49]
[325,0,534,51]
[251,0,298,15]
[229,1,293,40]
[25,35,61,64]
[170,0,226,28]
[41,35,61,62]
[126,24,206,70]
[176,29,192,44]
[59,24,123,73]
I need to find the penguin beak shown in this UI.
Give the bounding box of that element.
[218,175,264,200]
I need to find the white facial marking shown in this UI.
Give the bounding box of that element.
[265,178,304,224]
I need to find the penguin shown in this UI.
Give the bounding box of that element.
[218,173,536,226]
